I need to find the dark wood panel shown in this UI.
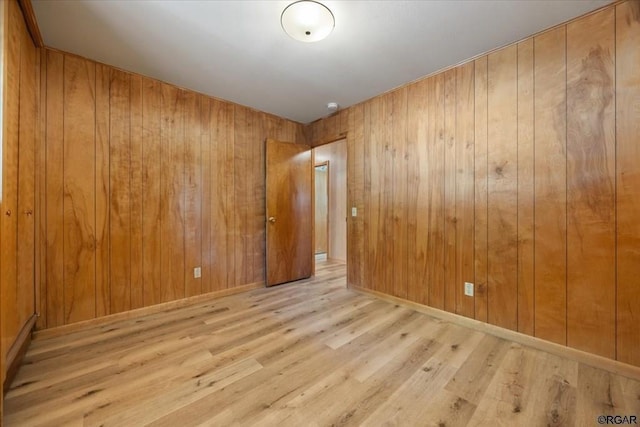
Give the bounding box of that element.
[251,110,265,285]
[566,8,616,359]
[95,64,110,318]
[347,104,364,288]
[233,106,249,287]
[362,100,373,292]
[16,3,37,336]
[443,69,456,313]
[141,77,163,307]
[427,74,446,310]
[381,94,394,296]
[2,0,22,348]
[184,91,202,298]
[517,39,535,335]
[406,79,428,305]
[455,61,475,319]
[367,97,385,293]
[473,57,489,323]
[109,69,132,314]
[391,88,408,299]
[487,45,518,331]
[160,85,185,302]
[199,97,212,293]
[36,49,47,331]
[211,99,233,291]
[62,55,96,324]
[534,27,567,345]
[130,75,144,310]
[44,50,65,328]
[616,0,640,367]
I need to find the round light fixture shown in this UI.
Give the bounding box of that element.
[281,1,335,43]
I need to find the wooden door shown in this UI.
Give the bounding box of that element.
[266,139,312,286]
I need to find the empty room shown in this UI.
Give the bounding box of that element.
[1,0,639,425]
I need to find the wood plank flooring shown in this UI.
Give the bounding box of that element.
[5,261,640,426]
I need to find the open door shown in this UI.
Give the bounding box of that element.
[265,139,312,286]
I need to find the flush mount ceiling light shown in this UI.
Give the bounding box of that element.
[281,0,335,43]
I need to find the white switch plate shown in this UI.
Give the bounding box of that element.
[464,282,474,297]
[351,207,357,217]
[194,267,201,278]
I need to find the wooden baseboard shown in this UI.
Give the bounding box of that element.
[35,281,265,339]
[4,314,37,391]
[349,284,640,381]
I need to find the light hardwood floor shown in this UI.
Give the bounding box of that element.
[5,261,640,426]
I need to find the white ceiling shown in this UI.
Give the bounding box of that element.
[32,0,610,124]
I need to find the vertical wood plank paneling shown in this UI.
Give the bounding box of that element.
[616,0,640,367]
[94,64,110,318]
[443,69,457,313]
[44,50,64,328]
[487,45,518,331]
[566,8,616,359]
[474,56,489,323]
[517,39,535,335]
[2,0,22,342]
[381,94,394,295]
[534,27,567,345]
[129,75,144,310]
[223,104,236,289]
[428,74,446,310]
[16,13,37,329]
[368,97,384,293]
[455,61,475,319]
[362,100,372,290]
[347,104,364,287]
[141,78,162,307]
[37,49,48,329]
[233,106,248,287]
[391,88,408,299]
[184,91,202,297]
[63,55,96,323]
[211,99,233,291]
[406,79,428,305]
[109,69,131,314]
[33,1,640,368]
[252,110,265,285]
[200,97,212,293]
[160,84,185,302]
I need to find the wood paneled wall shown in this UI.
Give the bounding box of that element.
[1,0,38,380]
[310,1,640,367]
[39,49,306,328]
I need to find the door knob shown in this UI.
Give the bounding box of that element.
[268,217,276,223]
[25,209,33,216]
[5,210,10,217]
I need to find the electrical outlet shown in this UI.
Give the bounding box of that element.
[464,282,474,297]
[194,267,201,278]
[351,207,358,217]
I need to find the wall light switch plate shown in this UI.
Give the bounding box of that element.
[351,207,357,217]
[194,267,201,278]
[464,282,474,297]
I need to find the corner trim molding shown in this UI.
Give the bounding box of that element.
[17,0,43,47]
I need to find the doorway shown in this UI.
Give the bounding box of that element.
[314,162,329,261]
[313,139,347,266]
